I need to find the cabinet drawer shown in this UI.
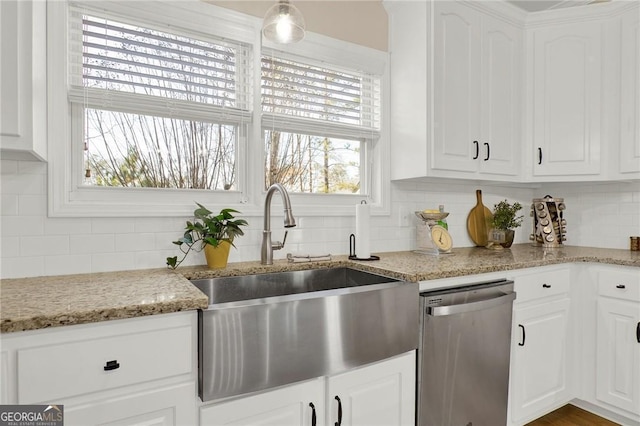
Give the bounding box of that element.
[597,269,640,301]
[17,325,192,403]
[514,268,570,303]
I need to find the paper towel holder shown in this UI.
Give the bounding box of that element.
[348,233,380,261]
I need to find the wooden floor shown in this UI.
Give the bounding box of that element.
[526,404,620,426]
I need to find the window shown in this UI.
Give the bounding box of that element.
[48,1,389,217]
[261,51,381,195]
[69,5,251,191]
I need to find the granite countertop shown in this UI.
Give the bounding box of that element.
[179,244,640,282]
[0,269,208,333]
[1,245,638,333]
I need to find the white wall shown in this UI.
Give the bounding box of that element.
[541,182,640,249]
[4,158,637,279]
[209,0,389,51]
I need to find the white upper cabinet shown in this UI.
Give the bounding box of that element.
[387,1,522,182]
[386,0,430,181]
[432,1,482,175]
[479,13,522,176]
[530,21,603,178]
[433,2,522,178]
[619,4,640,175]
[0,0,47,161]
[388,0,639,184]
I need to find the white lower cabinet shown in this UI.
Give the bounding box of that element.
[509,266,572,425]
[65,382,196,426]
[325,352,415,426]
[511,298,571,423]
[200,379,324,426]
[0,312,198,426]
[200,351,416,426]
[595,267,640,415]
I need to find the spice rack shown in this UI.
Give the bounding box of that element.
[530,196,567,248]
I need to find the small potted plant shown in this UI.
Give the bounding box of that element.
[490,200,523,248]
[166,203,248,269]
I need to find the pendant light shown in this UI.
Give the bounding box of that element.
[262,0,305,44]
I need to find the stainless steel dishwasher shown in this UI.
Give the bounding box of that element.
[417,279,516,426]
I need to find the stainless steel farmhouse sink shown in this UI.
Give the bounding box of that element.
[191,267,418,402]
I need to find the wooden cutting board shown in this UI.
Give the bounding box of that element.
[467,189,493,247]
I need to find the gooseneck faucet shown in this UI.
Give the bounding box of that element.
[261,183,296,265]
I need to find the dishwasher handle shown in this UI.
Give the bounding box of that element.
[427,292,516,316]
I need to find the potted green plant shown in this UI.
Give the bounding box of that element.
[490,200,524,248]
[166,203,248,269]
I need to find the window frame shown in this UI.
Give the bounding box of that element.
[261,47,380,198]
[47,1,390,218]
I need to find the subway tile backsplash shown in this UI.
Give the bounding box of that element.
[1,159,638,279]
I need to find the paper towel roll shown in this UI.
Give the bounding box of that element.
[355,203,371,259]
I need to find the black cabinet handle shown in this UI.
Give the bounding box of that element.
[335,396,342,426]
[473,141,479,160]
[518,324,525,346]
[538,147,543,165]
[104,360,120,371]
[309,403,317,426]
[637,323,640,343]
[616,284,626,289]
[542,284,551,288]
[483,142,490,161]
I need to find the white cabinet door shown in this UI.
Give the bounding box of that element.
[65,382,196,426]
[596,298,640,414]
[200,379,324,426]
[325,351,415,426]
[532,22,602,177]
[432,1,481,174]
[200,378,325,426]
[0,0,47,161]
[619,5,640,174]
[480,14,521,176]
[387,1,429,181]
[0,350,8,404]
[511,298,571,423]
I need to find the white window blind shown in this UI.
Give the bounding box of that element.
[261,51,381,139]
[68,4,252,122]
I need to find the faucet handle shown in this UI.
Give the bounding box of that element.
[272,231,288,251]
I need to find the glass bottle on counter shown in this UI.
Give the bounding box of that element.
[438,205,448,230]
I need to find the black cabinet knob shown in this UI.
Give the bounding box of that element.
[104,360,120,371]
